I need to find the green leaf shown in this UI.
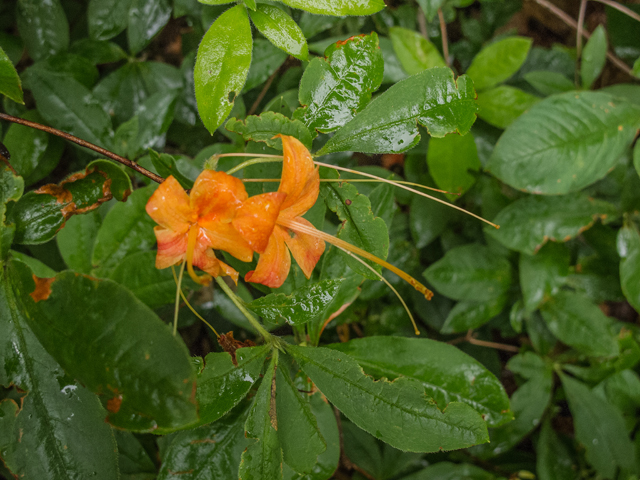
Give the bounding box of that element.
[24,53,100,89]
[617,224,640,313]
[92,185,157,276]
[287,345,489,452]
[524,71,575,96]
[69,38,128,64]
[389,27,445,75]
[245,39,288,92]
[196,346,269,425]
[519,243,570,313]
[23,270,198,431]
[295,33,384,134]
[561,374,635,478]
[0,167,24,262]
[249,4,308,60]
[278,0,385,16]
[318,68,478,155]
[402,462,498,480]
[379,36,408,84]
[16,0,69,62]
[195,4,252,134]
[276,364,326,473]
[114,431,156,478]
[465,37,532,91]
[247,279,344,326]
[635,141,640,178]
[319,169,389,278]
[9,250,56,278]
[440,295,508,334]
[238,355,283,480]
[427,132,481,200]
[581,25,607,90]
[536,419,578,480]
[88,0,131,41]
[226,112,313,150]
[410,182,450,249]
[329,336,512,427]
[0,47,23,104]
[540,291,619,357]
[486,91,640,194]
[423,244,512,302]
[416,0,446,21]
[485,193,618,255]
[149,150,193,189]
[0,260,119,478]
[476,86,540,129]
[56,211,101,274]
[633,56,640,79]
[128,0,172,54]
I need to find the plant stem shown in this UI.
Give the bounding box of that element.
[576,0,588,85]
[438,8,450,68]
[224,157,283,175]
[173,261,186,336]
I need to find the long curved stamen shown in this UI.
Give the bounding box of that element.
[171,266,220,338]
[173,261,186,336]
[241,178,459,195]
[278,217,434,300]
[186,225,211,285]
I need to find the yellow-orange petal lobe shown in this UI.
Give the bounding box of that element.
[154,227,188,269]
[245,226,291,288]
[199,220,253,262]
[277,135,320,218]
[146,176,193,234]
[193,246,239,285]
[191,170,248,221]
[283,217,325,279]
[232,192,286,254]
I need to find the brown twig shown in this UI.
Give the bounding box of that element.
[247,66,281,117]
[0,113,165,184]
[417,8,429,39]
[448,329,520,353]
[576,0,588,85]
[529,0,632,75]
[438,9,451,68]
[591,0,640,23]
[0,141,17,175]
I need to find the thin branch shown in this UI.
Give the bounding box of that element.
[247,66,281,116]
[591,0,640,23]
[576,0,588,85]
[417,8,429,39]
[0,113,165,184]
[448,329,520,352]
[438,9,451,68]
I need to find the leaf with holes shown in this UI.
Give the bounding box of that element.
[226,112,313,150]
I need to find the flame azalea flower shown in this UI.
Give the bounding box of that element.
[146,170,282,285]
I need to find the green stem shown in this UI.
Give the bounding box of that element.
[173,261,186,336]
[225,157,283,175]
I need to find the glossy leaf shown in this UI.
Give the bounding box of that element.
[114,431,156,478]
[486,91,640,194]
[56,211,101,274]
[226,112,313,150]
[0,167,24,261]
[330,336,512,427]
[536,420,578,480]
[295,33,384,134]
[519,243,570,313]
[16,0,69,62]
[617,224,640,313]
[486,193,618,255]
[24,53,100,89]
[278,0,385,16]
[0,47,23,104]
[427,132,481,200]
[581,25,607,90]
[465,37,532,91]
[287,345,489,452]
[69,38,128,64]
[23,270,198,431]
[194,4,252,134]
[248,279,344,325]
[128,0,172,54]
[402,462,498,480]
[318,67,478,154]
[540,290,619,357]
[88,0,131,40]
[389,27,445,75]
[441,295,508,334]
[410,183,450,248]
[9,250,56,278]
[149,150,193,189]
[249,4,308,60]
[524,71,575,96]
[423,244,512,302]
[476,86,540,129]
[245,39,288,91]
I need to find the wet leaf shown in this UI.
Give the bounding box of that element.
[56,211,101,274]
[389,27,445,75]
[245,39,288,91]
[465,37,532,91]
[128,0,172,54]
[0,167,24,262]
[427,132,481,200]
[402,462,498,480]
[520,243,570,313]
[278,0,385,16]
[16,0,69,62]
[249,4,308,60]
[226,112,313,150]
[524,71,575,96]
[476,86,540,129]
[0,46,23,104]
[581,25,607,90]
[69,38,128,64]
[440,295,508,334]
[617,224,640,313]
[88,0,131,41]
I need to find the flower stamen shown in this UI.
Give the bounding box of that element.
[186,225,211,285]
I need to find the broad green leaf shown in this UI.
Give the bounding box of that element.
[226,112,313,150]
[92,185,157,276]
[149,150,193,189]
[389,27,445,75]
[9,250,56,278]
[114,431,156,478]
[486,91,640,194]
[249,4,308,60]
[0,47,23,104]
[465,37,532,91]
[245,39,288,91]
[318,68,478,155]
[9,162,132,245]
[485,193,618,255]
[540,291,619,357]
[238,355,283,480]
[24,53,100,89]
[295,33,383,134]
[16,0,69,62]
[519,243,570,313]
[198,0,234,4]
[0,260,119,479]
[128,0,172,54]
[276,365,326,473]
[247,279,344,325]
[423,244,512,302]
[287,345,489,452]
[379,36,408,84]
[244,0,257,9]
[581,25,607,90]
[402,462,498,480]
[595,369,640,421]
[536,420,578,480]
[476,86,540,129]
[158,403,251,479]
[23,270,198,431]
[196,346,269,425]
[0,167,24,262]
[561,374,635,478]
[416,0,446,21]
[298,12,341,39]
[69,38,128,64]
[427,132,481,200]
[195,4,252,133]
[56,211,101,274]
[320,169,389,278]
[524,71,575,96]
[635,141,640,178]
[88,0,132,40]
[278,0,385,16]
[330,336,512,427]
[410,182,450,248]
[617,224,640,313]
[440,295,508,334]
[2,110,64,186]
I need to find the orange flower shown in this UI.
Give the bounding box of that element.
[146,170,282,285]
[233,135,325,288]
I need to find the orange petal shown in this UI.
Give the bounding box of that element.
[193,246,239,285]
[154,227,187,269]
[283,217,325,279]
[232,192,286,254]
[146,176,193,233]
[277,135,320,218]
[245,226,291,288]
[191,170,248,222]
[199,219,254,262]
